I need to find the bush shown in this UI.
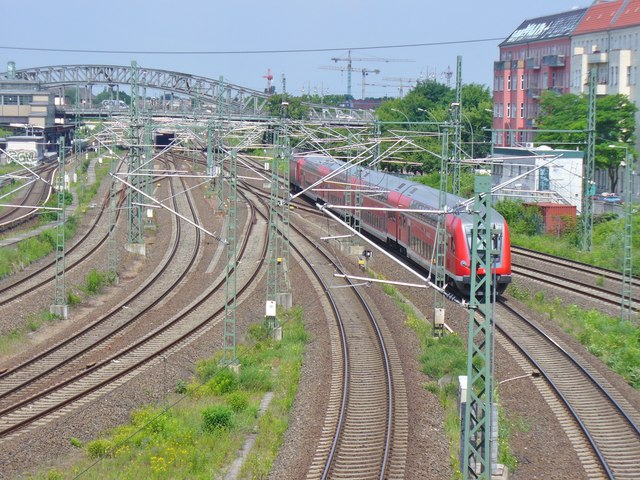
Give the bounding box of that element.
[67,291,81,307]
[85,269,109,294]
[205,368,238,396]
[70,437,83,448]
[226,391,249,412]
[494,199,543,236]
[47,470,64,480]
[86,438,114,459]
[130,407,169,435]
[202,404,233,432]
[175,379,188,394]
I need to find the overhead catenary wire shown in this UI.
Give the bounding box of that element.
[0,37,506,56]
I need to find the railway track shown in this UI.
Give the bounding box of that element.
[495,299,640,479]
[0,163,267,441]
[512,246,640,289]
[0,160,124,306]
[248,180,409,478]
[511,246,640,314]
[0,167,197,404]
[0,163,57,232]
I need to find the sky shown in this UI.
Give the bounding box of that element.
[1,0,590,99]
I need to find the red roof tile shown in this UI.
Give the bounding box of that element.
[575,0,640,34]
[613,0,640,28]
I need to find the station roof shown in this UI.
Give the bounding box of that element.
[500,8,588,46]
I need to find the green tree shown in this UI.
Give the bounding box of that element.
[375,80,493,175]
[265,94,309,119]
[536,91,637,191]
[93,87,131,107]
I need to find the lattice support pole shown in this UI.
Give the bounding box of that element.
[107,151,119,283]
[50,138,68,319]
[214,76,226,212]
[580,68,597,252]
[126,60,145,255]
[433,125,449,337]
[223,151,239,366]
[621,150,634,321]
[144,118,155,228]
[452,55,463,196]
[462,172,497,479]
[278,114,292,308]
[265,121,282,330]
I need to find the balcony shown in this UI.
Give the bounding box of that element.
[587,52,608,64]
[542,54,566,67]
[494,61,506,71]
[526,57,540,69]
[548,86,566,94]
[527,88,542,98]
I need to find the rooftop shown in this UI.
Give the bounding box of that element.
[501,8,588,46]
[574,0,640,34]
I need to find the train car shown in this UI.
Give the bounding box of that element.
[290,154,512,296]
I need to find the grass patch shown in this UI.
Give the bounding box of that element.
[507,282,640,390]
[30,306,308,479]
[0,311,61,356]
[0,268,115,355]
[371,271,515,478]
[0,215,79,280]
[0,151,109,279]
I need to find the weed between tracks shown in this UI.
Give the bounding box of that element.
[0,268,116,357]
[378,272,518,478]
[34,307,307,479]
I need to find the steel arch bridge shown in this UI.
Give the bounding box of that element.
[2,64,373,122]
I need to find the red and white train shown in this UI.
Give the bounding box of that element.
[290,154,512,295]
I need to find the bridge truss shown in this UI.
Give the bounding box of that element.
[3,64,374,122]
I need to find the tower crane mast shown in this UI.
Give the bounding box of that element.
[382,77,418,98]
[320,65,380,99]
[325,50,413,100]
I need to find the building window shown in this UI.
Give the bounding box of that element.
[3,95,18,105]
[507,75,511,90]
[551,72,557,87]
[521,74,525,89]
[543,72,548,88]
[520,102,524,118]
[499,77,504,90]
[506,103,511,118]
[18,95,32,105]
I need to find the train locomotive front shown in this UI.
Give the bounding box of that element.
[290,154,512,296]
